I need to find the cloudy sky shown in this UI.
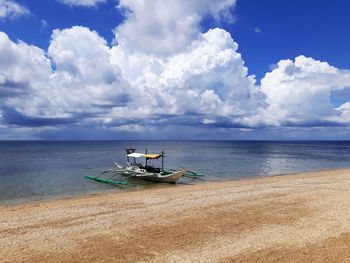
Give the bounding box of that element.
[1,0,350,140]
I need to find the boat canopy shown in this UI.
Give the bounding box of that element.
[127,152,145,158]
[144,154,161,159]
[126,153,161,159]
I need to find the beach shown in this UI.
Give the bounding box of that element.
[1,169,350,262]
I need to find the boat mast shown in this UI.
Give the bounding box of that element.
[145,148,148,166]
[161,150,165,172]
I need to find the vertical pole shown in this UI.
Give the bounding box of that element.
[145,148,148,166]
[125,147,135,164]
[161,150,165,172]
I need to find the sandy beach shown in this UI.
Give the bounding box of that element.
[2,169,350,262]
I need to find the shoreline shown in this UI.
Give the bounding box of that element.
[3,167,349,209]
[2,168,350,262]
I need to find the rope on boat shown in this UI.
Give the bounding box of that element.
[105,171,122,181]
[95,169,115,178]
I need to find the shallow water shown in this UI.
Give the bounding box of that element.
[1,140,350,206]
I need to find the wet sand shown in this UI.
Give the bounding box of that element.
[2,169,350,262]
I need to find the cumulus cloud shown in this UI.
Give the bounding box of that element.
[260,55,350,127]
[57,0,106,7]
[47,26,129,117]
[0,27,128,129]
[0,0,30,19]
[46,26,135,124]
[1,0,350,139]
[109,27,259,130]
[0,32,51,107]
[115,0,237,56]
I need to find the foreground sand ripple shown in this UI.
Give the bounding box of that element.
[2,169,350,262]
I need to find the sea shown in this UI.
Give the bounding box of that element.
[1,140,350,206]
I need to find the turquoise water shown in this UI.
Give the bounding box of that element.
[1,140,350,206]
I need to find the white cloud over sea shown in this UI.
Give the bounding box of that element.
[1,0,350,139]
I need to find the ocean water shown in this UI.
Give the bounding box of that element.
[1,140,350,206]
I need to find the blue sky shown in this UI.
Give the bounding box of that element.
[1,0,350,140]
[232,0,350,81]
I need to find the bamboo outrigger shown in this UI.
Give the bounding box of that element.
[85,147,205,185]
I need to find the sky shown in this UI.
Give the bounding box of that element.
[1,0,350,140]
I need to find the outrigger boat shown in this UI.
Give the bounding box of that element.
[85,147,205,185]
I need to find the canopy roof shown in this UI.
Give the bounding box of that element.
[127,153,161,159]
[127,152,145,158]
[144,154,161,159]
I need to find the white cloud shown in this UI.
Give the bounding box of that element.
[260,55,350,126]
[2,0,350,139]
[0,0,30,19]
[0,32,51,104]
[47,26,128,118]
[115,0,237,56]
[110,27,258,126]
[41,19,48,29]
[0,27,127,126]
[57,0,106,7]
[0,20,258,134]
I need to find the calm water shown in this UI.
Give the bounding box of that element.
[1,140,350,206]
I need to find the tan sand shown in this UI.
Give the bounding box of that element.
[2,169,350,262]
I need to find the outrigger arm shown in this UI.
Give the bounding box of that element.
[85,165,135,185]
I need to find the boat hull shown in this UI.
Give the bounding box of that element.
[125,169,187,183]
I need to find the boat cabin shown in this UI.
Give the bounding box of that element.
[125,147,164,173]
